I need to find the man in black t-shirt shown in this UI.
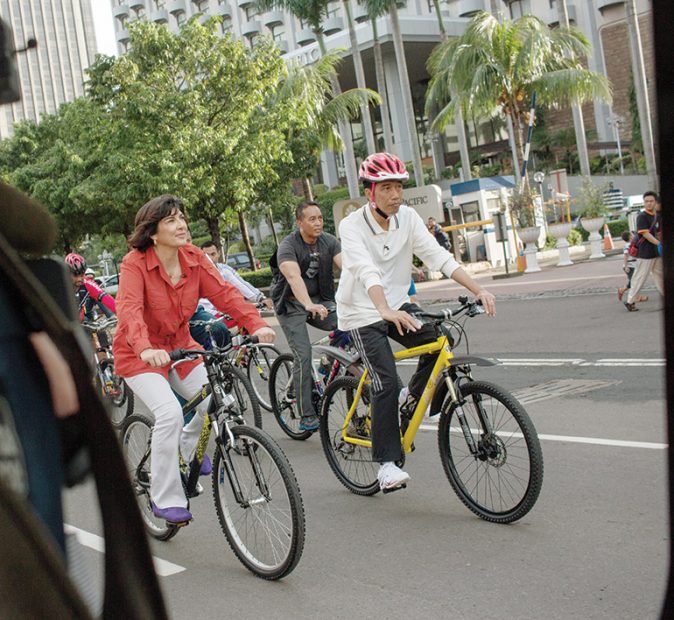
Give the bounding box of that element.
[625,191,663,311]
[269,202,342,430]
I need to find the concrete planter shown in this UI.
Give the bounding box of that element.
[580,216,606,259]
[548,222,574,267]
[517,226,542,273]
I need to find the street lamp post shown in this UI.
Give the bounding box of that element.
[607,115,625,175]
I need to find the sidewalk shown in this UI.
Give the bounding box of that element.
[414,241,633,304]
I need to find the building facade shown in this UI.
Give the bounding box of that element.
[111,0,653,185]
[0,0,98,139]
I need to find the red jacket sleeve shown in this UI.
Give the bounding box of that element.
[115,259,152,356]
[84,280,117,314]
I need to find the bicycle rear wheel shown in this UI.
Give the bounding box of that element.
[212,425,305,580]
[121,414,178,541]
[219,365,262,429]
[268,353,312,440]
[319,376,379,496]
[244,344,280,412]
[438,380,544,524]
[98,359,133,429]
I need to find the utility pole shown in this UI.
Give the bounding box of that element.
[558,0,591,177]
[625,0,658,191]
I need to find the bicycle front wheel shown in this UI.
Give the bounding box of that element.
[245,344,281,411]
[121,414,178,541]
[219,365,262,428]
[212,425,305,580]
[319,376,379,496]
[438,380,544,524]
[268,353,312,440]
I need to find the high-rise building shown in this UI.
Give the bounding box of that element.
[110,0,652,185]
[0,0,98,138]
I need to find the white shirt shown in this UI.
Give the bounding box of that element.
[336,203,460,331]
[200,261,263,315]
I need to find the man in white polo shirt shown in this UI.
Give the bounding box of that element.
[336,152,496,492]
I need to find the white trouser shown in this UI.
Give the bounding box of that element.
[126,364,211,509]
[627,257,663,304]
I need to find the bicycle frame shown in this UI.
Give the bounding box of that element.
[340,333,493,454]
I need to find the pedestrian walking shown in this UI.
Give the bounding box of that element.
[617,231,648,303]
[624,191,662,312]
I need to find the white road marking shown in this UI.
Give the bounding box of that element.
[418,424,667,450]
[393,358,665,367]
[64,524,186,576]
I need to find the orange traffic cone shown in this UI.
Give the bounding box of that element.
[603,224,615,251]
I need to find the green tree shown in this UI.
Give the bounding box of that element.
[426,11,612,184]
[85,18,289,266]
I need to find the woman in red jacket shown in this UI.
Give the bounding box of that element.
[113,195,275,524]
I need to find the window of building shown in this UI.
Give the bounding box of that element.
[117,15,128,27]
[135,7,146,20]
[509,0,531,18]
[326,1,340,18]
[244,6,258,20]
[155,0,166,9]
[272,26,285,42]
[221,16,233,34]
[176,10,187,26]
[192,0,209,10]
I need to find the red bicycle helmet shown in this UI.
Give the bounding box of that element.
[65,252,87,275]
[358,152,409,183]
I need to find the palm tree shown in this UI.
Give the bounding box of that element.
[358,0,394,152]
[272,52,381,200]
[425,11,612,185]
[359,0,424,186]
[341,0,376,154]
[256,0,361,198]
[428,0,471,180]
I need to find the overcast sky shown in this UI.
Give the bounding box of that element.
[91,1,117,56]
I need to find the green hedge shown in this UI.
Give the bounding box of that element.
[238,266,273,288]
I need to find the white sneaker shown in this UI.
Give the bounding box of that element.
[378,462,410,491]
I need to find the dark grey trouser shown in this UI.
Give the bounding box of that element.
[277,299,337,418]
[349,303,438,463]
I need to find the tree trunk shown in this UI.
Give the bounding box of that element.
[316,32,360,199]
[206,215,222,252]
[372,18,393,153]
[558,0,590,177]
[268,208,279,247]
[302,177,314,202]
[238,210,257,272]
[625,0,658,190]
[342,0,376,155]
[389,4,424,187]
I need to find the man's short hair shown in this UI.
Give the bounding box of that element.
[295,201,321,220]
[200,240,217,249]
[643,190,659,201]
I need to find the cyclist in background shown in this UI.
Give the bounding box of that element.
[336,153,496,492]
[65,253,116,321]
[269,202,342,432]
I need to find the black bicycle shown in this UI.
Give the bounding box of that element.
[82,316,133,429]
[121,336,305,580]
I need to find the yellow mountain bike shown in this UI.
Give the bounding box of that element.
[319,297,543,524]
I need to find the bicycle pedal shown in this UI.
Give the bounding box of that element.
[382,483,407,495]
[166,518,191,528]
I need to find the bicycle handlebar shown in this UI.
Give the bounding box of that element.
[82,316,118,333]
[169,335,259,361]
[414,296,484,322]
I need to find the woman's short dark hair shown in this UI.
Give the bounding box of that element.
[295,201,321,220]
[128,195,185,251]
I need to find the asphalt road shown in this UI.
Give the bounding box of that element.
[63,255,668,619]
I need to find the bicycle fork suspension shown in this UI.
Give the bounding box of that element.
[443,371,480,455]
[215,428,271,507]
